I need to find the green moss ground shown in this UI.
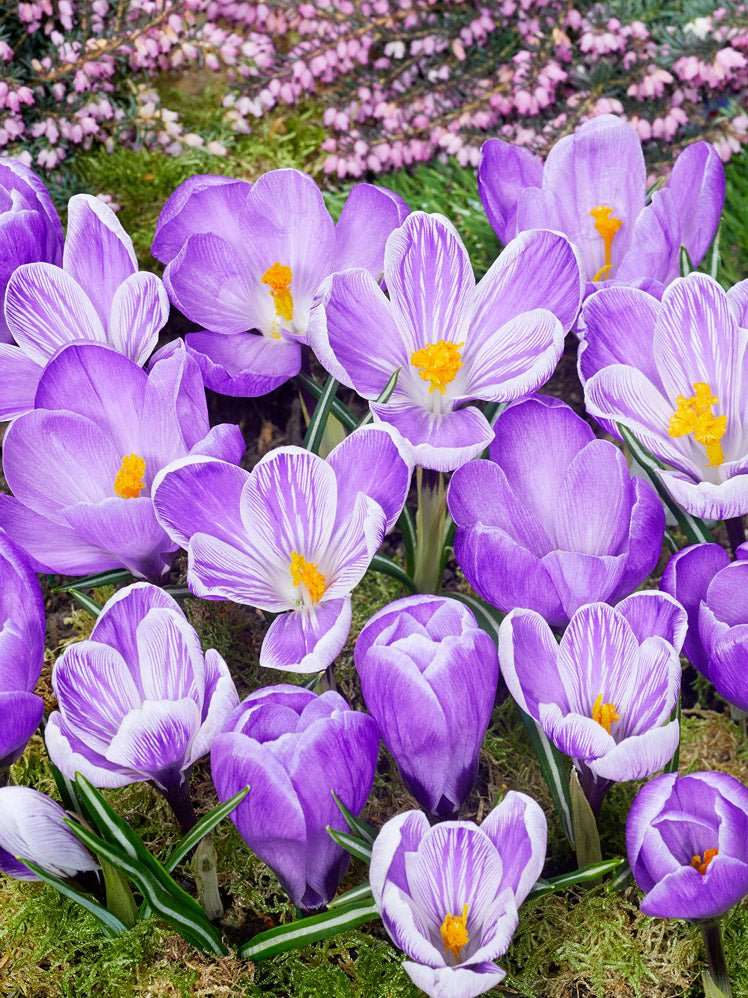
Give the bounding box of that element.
[3,90,748,995]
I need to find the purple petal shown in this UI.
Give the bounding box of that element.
[660,543,728,669]
[615,590,688,652]
[108,272,169,365]
[610,477,666,602]
[327,424,412,532]
[260,599,352,674]
[497,608,565,720]
[90,580,182,664]
[538,705,615,761]
[710,626,748,711]
[187,649,239,763]
[579,285,661,388]
[0,691,44,768]
[370,809,430,906]
[641,855,748,920]
[480,791,547,905]
[616,188,682,285]
[0,343,41,421]
[403,962,507,998]
[589,721,679,782]
[63,194,136,324]
[152,175,253,264]
[107,698,202,785]
[477,138,543,244]
[384,213,474,351]
[185,330,301,398]
[542,550,626,621]
[667,141,725,264]
[371,399,493,473]
[134,606,206,702]
[45,712,137,787]
[334,183,409,276]
[189,423,246,465]
[727,280,748,327]
[4,262,105,364]
[554,439,632,555]
[659,467,748,521]
[152,456,249,549]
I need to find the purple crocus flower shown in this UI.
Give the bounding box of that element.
[355,594,498,819]
[0,341,244,578]
[0,158,63,344]
[0,786,98,881]
[370,792,546,998]
[310,212,583,471]
[447,395,665,627]
[478,114,724,292]
[0,529,46,770]
[662,542,748,710]
[45,582,238,799]
[627,771,748,919]
[152,169,408,397]
[211,685,379,910]
[583,274,748,519]
[1,193,169,421]
[499,594,686,811]
[153,424,412,672]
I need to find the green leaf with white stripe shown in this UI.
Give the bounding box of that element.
[528,857,626,900]
[369,554,415,591]
[331,791,376,844]
[357,368,400,427]
[328,883,374,909]
[303,374,340,454]
[397,506,417,577]
[19,858,129,937]
[326,826,373,863]
[619,424,713,545]
[54,569,133,593]
[164,787,249,872]
[69,589,104,617]
[238,897,379,960]
[298,373,358,432]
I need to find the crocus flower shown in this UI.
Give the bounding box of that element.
[627,771,748,919]
[447,395,664,627]
[0,529,46,770]
[583,274,748,519]
[662,542,748,710]
[153,424,411,672]
[499,595,686,811]
[370,792,546,998]
[1,193,169,420]
[45,582,238,801]
[478,114,724,292]
[211,685,379,910]
[310,212,583,471]
[0,158,63,344]
[152,170,409,397]
[355,594,498,819]
[0,341,244,578]
[0,786,98,881]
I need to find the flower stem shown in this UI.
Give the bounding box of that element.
[724,516,745,558]
[413,469,450,594]
[701,919,732,997]
[160,776,198,834]
[100,857,138,928]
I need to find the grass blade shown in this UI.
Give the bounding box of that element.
[357,368,400,428]
[528,857,626,900]
[69,589,104,617]
[19,858,129,937]
[164,787,249,872]
[326,826,373,863]
[369,554,415,592]
[331,791,376,844]
[298,373,357,432]
[239,898,379,960]
[54,570,133,593]
[304,374,339,454]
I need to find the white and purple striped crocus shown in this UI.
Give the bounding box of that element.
[479,114,724,293]
[447,395,665,627]
[0,158,63,345]
[0,530,46,771]
[355,595,498,820]
[627,771,748,919]
[211,685,379,911]
[499,594,686,812]
[45,582,239,811]
[153,424,412,673]
[662,542,748,711]
[370,792,546,998]
[1,192,169,420]
[152,169,408,397]
[582,273,748,519]
[0,341,244,579]
[0,786,98,881]
[310,211,583,471]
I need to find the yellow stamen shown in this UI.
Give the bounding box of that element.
[261,262,294,335]
[691,848,718,875]
[668,382,726,467]
[289,551,326,604]
[411,340,463,393]
[589,204,623,282]
[592,693,621,734]
[440,904,469,959]
[113,454,146,499]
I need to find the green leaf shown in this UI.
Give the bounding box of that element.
[328,883,374,909]
[331,791,376,844]
[298,373,358,432]
[569,769,602,867]
[69,589,104,617]
[326,826,373,863]
[357,368,400,427]
[369,553,415,592]
[709,226,721,282]
[19,858,129,937]
[164,787,249,873]
[679,244,694,277]
[304,374,339,454]
[397,506,417,578]
[238,897,379,961]
[100,857,138,927]
[528,857,626,900]
[665,699,681,774]
[619,424,713,545]
[54,569,133,593]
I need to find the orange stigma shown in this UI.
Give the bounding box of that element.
[589,204,623,282]
[592,693,620,734]
[440,904,469,959]
[691,848,718,875]
[114,454,146,499]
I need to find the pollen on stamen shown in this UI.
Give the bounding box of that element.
[114,454,146,499]
[411,340,463,393]
[589,204,623,282]
[668,382,727,467]
[592,693,620,734]
[691,848,718,875]
[289,551,326,604]
[440,903,469,959]
[262,261,294,324]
